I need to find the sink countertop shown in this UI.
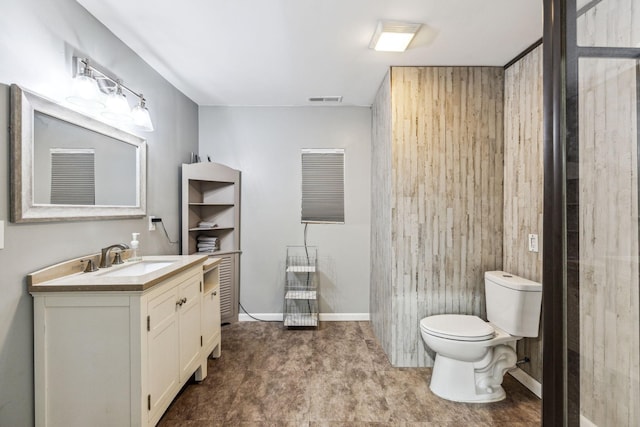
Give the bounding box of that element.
[28,254,212,293]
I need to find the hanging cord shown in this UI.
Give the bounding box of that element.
[240,225,311,324]
[238,301,280,322]
[304,223,312,312]
[158,220,179,245]
[304,223,309,259]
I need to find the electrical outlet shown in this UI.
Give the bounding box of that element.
[528,234,539,253]
[148,216,156,231]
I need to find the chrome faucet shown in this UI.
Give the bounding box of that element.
[99,243,130,268]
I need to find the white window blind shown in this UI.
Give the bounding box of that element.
[301,148,345,223]
[50,148,96,205]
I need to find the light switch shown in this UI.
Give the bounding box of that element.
[528,233,538,253]
[0,220,4,249]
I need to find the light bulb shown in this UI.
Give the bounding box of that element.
[67,74,104,110]
[102,86,133,123]
[132,101,154,132]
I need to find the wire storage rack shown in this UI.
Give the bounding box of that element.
[283,245,318,328]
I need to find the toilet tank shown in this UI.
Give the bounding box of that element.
[485,271,542,337]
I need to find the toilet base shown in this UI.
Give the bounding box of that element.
[430,354,507,403]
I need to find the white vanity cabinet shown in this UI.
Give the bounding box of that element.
[29,255,221,427]
[202,259,221,358]
[146,269,204,423]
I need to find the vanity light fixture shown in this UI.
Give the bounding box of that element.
[67,56,154,132]
[369,20,422,52]
[102,83,133,123]
[131,97,154,132]
[67,61,104,110]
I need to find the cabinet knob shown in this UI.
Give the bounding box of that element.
[213,291,217,296]
[182,297,187,304]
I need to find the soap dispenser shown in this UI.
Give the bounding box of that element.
[129,233,142,261]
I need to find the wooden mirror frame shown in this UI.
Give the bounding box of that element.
[10,84,147,222]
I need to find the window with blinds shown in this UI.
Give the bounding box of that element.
[301,148,345,223]
[50,148,96,205]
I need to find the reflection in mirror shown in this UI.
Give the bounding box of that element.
[33,112,137,206]
[48,148,96,205]
[10,84,147,222]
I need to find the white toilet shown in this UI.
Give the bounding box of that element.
[419,271,542,403]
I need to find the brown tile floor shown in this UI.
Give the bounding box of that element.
[159,321,541,426]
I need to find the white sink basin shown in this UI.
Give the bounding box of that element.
[99,261,174,277]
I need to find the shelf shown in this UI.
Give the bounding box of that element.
[284,313,318,327]
[198,249,243,256]
[190,179,235,185]
[182,162,241,323]
[199,250,242,256]
[285,290,317,300]
[286,266,316,273]
[283,246,318,329]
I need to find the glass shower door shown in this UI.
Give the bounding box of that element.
[566,1,640,425]
[572,55,640,427]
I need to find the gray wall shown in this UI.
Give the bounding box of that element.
[0,1,198,424]
[33,112,138,205]
[199,106,371,315]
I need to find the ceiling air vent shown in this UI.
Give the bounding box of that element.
[308,96,343,103]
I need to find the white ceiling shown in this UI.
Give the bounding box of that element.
[77,0,543,107]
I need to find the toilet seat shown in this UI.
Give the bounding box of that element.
[420,314,495,342]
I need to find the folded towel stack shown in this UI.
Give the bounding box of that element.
[197,235,219,253]
[198,221,218,229]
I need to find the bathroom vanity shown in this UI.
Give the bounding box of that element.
[28,254,222,427]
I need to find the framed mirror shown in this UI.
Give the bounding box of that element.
[10,84,147,222]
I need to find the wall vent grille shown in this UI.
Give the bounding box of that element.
[308,96,343,103]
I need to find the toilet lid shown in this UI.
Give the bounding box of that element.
[420,315,495,341]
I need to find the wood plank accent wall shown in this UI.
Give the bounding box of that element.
[371,72,393,357]
[578,57,640,427]
[370,66,504,366]
[503,45,544,382]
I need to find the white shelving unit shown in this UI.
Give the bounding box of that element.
[182,162,241,323]
[283,246,318,328]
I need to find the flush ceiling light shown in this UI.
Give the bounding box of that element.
[67,56,154,131]
[369,21,422,52]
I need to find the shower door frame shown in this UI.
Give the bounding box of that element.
[542,0,640,425]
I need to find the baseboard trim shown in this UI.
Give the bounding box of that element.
[320,313,370,321]
[238,313,283,322]
[238,313,370,322]
[509,367,542,398]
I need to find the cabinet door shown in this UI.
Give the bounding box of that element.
[202,285,221,354]
[147,285,180,421]
[219,254,237,323]
[178,275,202,382]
